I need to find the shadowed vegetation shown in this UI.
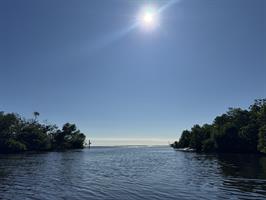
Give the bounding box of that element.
[172,99,266,154]
[0,112,86,153]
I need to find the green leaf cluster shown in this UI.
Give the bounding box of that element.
[172,99,266,154]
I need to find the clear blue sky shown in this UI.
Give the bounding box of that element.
[0,0,265,145]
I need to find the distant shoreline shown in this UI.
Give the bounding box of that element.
[85,145,169,148]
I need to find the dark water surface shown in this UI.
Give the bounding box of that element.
[1,146,266,200]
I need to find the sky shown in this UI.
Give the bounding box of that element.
[0,0,265,146]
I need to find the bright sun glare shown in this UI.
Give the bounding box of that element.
[138,6,158,30]
[143,12,154,24]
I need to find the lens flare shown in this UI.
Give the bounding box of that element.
[143,12,154,24]
[138,6,159,30]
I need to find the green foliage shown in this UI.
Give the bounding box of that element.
[215,124,239,152]
[177,130,191,148]
[5,139,27,153]
[0,112,86,153]
[239,123,259,153]
[258,125,266,154]
[189,125,207,151]
[172,99,266,154]
[202,138,215,152]
[53,123,86,149]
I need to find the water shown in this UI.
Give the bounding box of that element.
[0,146,266,200]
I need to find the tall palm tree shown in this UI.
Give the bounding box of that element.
[33,111,40,121]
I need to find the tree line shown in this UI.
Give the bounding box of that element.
[171,99,266,154]
[0,112,86,153]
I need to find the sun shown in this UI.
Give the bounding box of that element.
[143,11,154,24]
[138,6,159,30]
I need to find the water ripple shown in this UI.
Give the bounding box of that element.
[0,147,266,200]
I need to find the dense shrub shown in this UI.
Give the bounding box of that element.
[0,112,86,153]
[172,99,266,154]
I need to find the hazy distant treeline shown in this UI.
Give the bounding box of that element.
[172,99,266,154]
[0,112,86,153]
